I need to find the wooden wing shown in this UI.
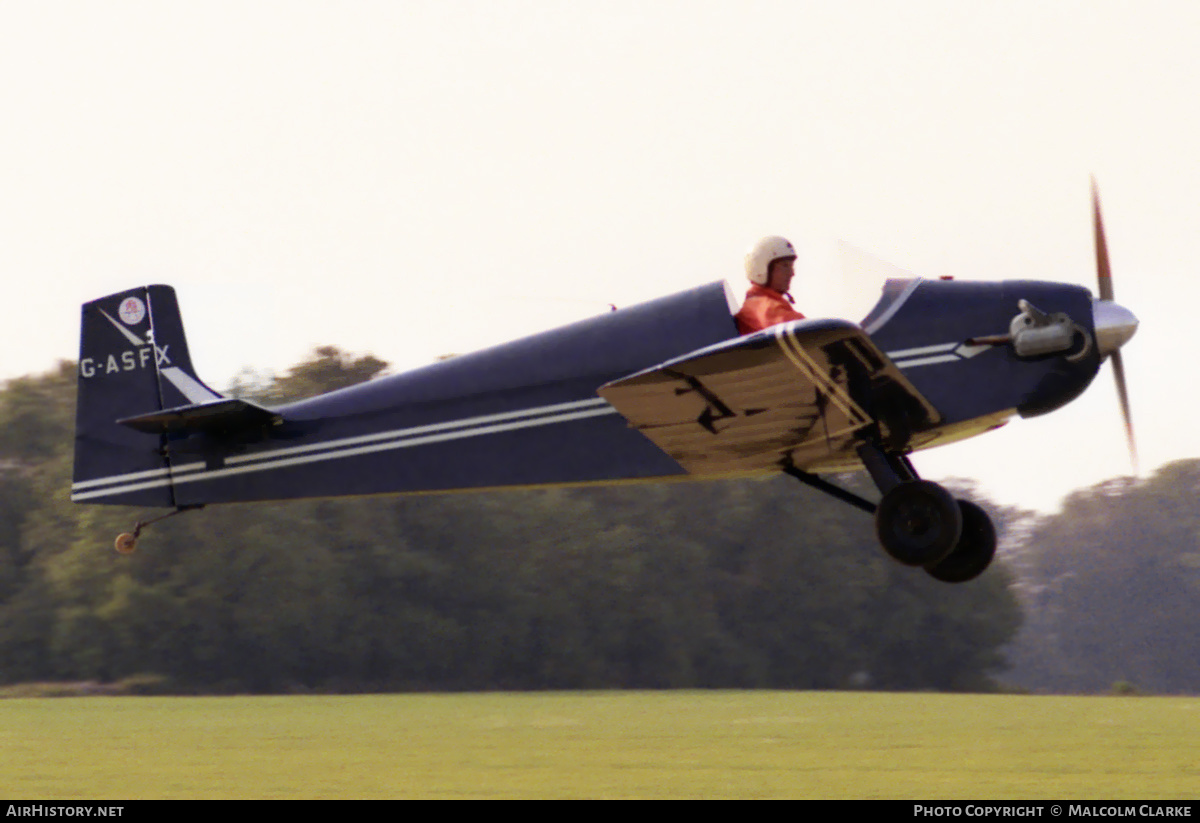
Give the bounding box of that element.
[597,319,940,475]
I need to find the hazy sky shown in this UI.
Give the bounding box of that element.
[3,1,1197,513]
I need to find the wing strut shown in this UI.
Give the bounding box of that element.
[780,461,877,515]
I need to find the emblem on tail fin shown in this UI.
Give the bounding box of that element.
[118,296,146,325]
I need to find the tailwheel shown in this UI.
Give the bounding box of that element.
[925,500,996,583]
[114,533,138,555]
[111,504,204,555]
[874,480,962,567]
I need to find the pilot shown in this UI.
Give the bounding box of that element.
[735,235,805,335]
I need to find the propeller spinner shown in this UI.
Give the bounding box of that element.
[1090,178,1139,473]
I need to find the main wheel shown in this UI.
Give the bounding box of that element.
[874,480,962,567]
[925,500,996,583]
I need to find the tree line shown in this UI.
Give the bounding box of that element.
[0,348,1193,694]
[1001,460,1200,694]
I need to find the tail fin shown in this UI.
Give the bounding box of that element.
[72,285,223,506]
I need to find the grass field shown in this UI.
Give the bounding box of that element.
[1,691,1197,799]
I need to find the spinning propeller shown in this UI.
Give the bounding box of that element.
[1090,178,1140,473]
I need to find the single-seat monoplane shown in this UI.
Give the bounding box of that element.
[72,185,1137,582]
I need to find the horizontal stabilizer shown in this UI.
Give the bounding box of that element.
[118,398,282,435]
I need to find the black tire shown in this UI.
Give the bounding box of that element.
[925,500,996,583]
[874,480,963,567]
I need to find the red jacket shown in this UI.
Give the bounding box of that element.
[735,285,806,335]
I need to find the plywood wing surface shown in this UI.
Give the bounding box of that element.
[598,320,939,475]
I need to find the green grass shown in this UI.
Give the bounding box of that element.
[1,691,1197,798]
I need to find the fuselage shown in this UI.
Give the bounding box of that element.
[72,277,1129,507]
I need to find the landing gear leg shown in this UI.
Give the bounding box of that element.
[114,505,204,555]
[780,444,996,581]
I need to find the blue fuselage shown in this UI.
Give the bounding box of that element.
[74,278,1104,507]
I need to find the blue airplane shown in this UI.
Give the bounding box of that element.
[72,187,1137,583]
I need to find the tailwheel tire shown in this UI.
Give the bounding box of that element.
[874,480,962,567]
[114,533,138,555]
[925,500,996,583]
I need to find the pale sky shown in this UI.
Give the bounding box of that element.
[3,0,1197,514]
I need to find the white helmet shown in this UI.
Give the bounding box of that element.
[744,236,797,285]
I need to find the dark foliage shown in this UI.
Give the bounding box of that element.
[0,352,1023,693]
[1003,461,1200,694]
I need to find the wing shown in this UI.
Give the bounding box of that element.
[598,319,941,474]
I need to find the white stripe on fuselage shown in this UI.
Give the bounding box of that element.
[71,397,619,501]
[892,353,961,368]
[885,342,958,359]
[887,342,989,370]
